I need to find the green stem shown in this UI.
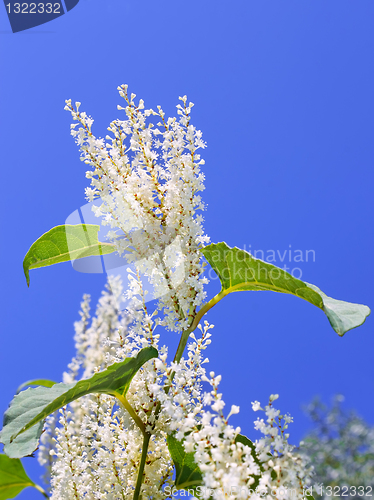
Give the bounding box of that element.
[173,330,190,364]
[184,290,226,335]
[133,290,225,497]
[114,392,146,436]
[133,432,151,500]
[154,290,226,420]
[33,483,49,499]
[174,290,226,363]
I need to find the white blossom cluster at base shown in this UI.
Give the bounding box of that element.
[38,278,313,499]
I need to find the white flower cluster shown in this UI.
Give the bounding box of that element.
[37,89,315,499]
[158,348,313,500]
[300,396,374,498]
[39,277,175,499]
[39,277,313,499]
[251,398,314,499]
[64,87,210,332]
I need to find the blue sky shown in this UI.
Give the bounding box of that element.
[1,1,373,496]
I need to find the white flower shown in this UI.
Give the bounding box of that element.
[65,86,210,333]
[252,401,262,412]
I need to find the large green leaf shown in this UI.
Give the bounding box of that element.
[23,224,116,286]
[167,435,203,492]
[16,379,56,394]
[0,347,157,459]
[201,242,370,336]
[0,454,35,499]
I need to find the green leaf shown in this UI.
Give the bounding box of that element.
[23,224,116,286]
[0,454,35,499]
[167,434,262,496]
[304,283,370,337]
[0,347,157,459]
[234,434,262,490]
[167,435,203,492]
[201,242,370,336]
[16,379,56,394]
[235,434,262,468]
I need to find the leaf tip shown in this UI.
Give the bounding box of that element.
[23,261,30,287]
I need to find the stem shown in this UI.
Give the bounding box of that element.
[133,290,226,497]
[153,290,226,421]
[174,290,226,363]
[33,484,49,499]
[114,392,146,436]
[133,432,151,500]
[185,290,226,335]
[168,291,224,368]
[173,329,190,364]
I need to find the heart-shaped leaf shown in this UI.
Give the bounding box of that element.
[167,435,203,492]
[23,224,116,286]
[0,454,35,499]
[16,379,56,394]
[0,347,157,458]
[201,242,370,336]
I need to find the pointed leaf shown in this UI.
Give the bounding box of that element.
[305,283,370,337]
[23,224,116,286]
[167,435,203,492]
[235,433,262,489]
[235,433,262,469]
[167,434,262,495]
[0,454,35,499]
[0,347,157,458]
[16,379,56,394]
[201,242,370,335]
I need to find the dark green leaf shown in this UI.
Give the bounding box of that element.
[235,434,262,468]
[167,435,203,492]
[235,434,262,489]
[202,242,370,336]
[0,347,157,459]
[23,224,116,286]
[0,454,35,499]
[167,433,262,496]
[16,379,56,394]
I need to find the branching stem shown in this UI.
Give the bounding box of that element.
[184,290,226,336]
[114,393,146,436]
[132,290,225,499]
[173,290,225,366]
